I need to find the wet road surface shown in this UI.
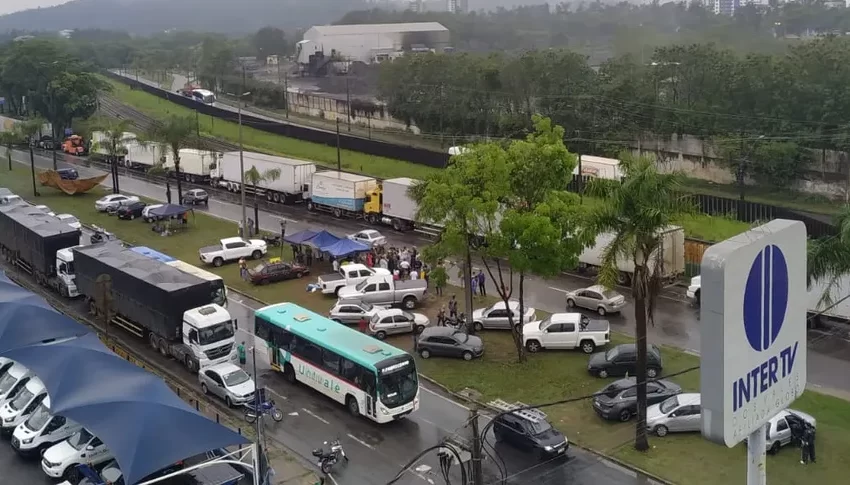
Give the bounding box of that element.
[0,441,53,485]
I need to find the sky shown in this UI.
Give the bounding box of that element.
[0,0,72,16]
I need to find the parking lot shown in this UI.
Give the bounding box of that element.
[0,440,53,485]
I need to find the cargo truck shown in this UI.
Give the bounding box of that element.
[128,246,228,308]
[88,131,135,164]
[211,151,315,204]
[163,148,221,184]
[364,177,418,232]
[573,155,623,180]
[577,226,685,286]
[72,243,238,373]
[307,171,378,218]
[0,203,81,297]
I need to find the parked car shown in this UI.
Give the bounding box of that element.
[116,201,147,220]
[41,428,113,480]
[522,313,610,354]
[247,261,309,285]
[199,237,267,267]
[587,343,663,379]
[471,300,537,331]
[336,275,428,310]
[347,229,387,247]
[416,327,483,361]
[564,285,626,315]
[142,204,164,222]
[316,263,391,296]
[198,362,256,408]
[54,214,82,230]
[687,276,701,305]
[593,377,681,422]
[182,188,209,206]
[55,168,79,180]
[95,194,139,213]
[491,400,569,459]
[368,308,430,339]
[763,409,816,454]
[646,393,702,436]
[328,299,386,325]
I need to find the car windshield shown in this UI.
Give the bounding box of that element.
[0,372,17,393]
[601,382,625,399]
[659,396,680,414]
[538,316,551,328]
[223,370,251,387]
[252,264,267,273]
[9,387,34,411]
[371,313,381,323]
[528,419,552,435]
[24,402,51,431]
[67,428,94,450]
[602,290,620,299]
[378,358,418,408]
[604,347,620,361]
[453,332,470,344]
[359,301,374,311]
[402,311,415,320]
[198,321,235,345]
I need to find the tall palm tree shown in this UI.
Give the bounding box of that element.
[0,126,24,171]
[148,115,196,203]
[808,205,850,322]
[585,154,692,451]
[244,165,281,234]
[16,118,46,197]
[92,119,135,194]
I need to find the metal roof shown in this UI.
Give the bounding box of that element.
[310,22,448,36]
[229,151,315,167]
[315,170,375,182]
[75,243,204,291]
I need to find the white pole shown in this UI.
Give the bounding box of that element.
[252,442,262,485]
[746,423,767,485]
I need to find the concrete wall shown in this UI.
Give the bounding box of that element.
[285,90,420,134]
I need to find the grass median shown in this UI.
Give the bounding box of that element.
[3,164,843,484]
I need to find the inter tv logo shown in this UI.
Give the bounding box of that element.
[743,244,789,352]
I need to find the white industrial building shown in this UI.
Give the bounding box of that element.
[297,22,450,65]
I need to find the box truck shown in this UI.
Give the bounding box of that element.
[308,171,378,218]
[163,148,220,183]
[573,155,623,181]
[577,226,685,285]
[211,151,315,203]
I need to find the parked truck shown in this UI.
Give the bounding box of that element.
[573,155,623,181]
[88,131,135,164]
[211,151,316,204]
[163,148,221,184]
[73,243,238,373]
[577,226,685,286]
[364,177,421,232]
[198,237,267,267]
[124,139,165,171]
[307,171,378,218]
[0,203,81,297]
[316,263,391,296]
[337,274,428,309]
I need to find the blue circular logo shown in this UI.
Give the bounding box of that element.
[743,245,789,352]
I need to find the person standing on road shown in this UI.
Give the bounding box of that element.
[358,316,368,334]
[477,270,486,296]
[436,307,446,326]
[237,341,247,368]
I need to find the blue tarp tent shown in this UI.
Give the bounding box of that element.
[149,204,191,218]
[283,229,317,245]
[0,304,89,354]
[130,246,176,263]
[0,272,52,309]
[304,230,340,250]
[323,238,370,259]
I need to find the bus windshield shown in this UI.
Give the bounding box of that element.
[377,357,418,408]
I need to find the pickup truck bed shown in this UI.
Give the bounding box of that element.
[582,319,610,333]
[199,245,222,255]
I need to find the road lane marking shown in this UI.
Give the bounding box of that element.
[301,407,330,424]
[548,286,569,293]
[346,433,375,450]
[326,473,340,485]
[421,386,469,410]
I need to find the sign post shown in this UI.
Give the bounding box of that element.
[699,220,807,485]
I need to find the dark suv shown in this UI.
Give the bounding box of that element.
[182,189,209,206]
[491,400,569,459]
[116,201,147,220]
[587,343,663,379]
[56,168,79,180]
[592,377,681,422]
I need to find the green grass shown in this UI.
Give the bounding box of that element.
[103,78,442,180]
[4,163,846,484]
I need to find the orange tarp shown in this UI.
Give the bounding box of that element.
[37,170,108,195]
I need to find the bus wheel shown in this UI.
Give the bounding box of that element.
[346,396,360,417]
[283,363,296,384]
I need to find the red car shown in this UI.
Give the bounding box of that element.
[248,261,309,285]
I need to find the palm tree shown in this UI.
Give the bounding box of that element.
[244,165,281,234]
[585,154,692,451]
[0,126,24,171]
[807,205,850,326]
[91,119,135,194]
[147,115,196,203]
[16,118,46,197]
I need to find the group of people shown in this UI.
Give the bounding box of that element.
[792,419,817,465]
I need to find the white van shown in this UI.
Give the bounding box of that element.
[0,362,34,408]
[42,428,113,480]
[12,396,82,456]
[0,358,13,379]
[0,376,47,436]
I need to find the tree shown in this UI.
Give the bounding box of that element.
[244,165,281,233]
[148,115,197,204]
[253,27,288,62]
[16,118,45,197]
[0,126,24,171]
[91,119,135,194]
[808,205,850,324]
[584,154,693,451]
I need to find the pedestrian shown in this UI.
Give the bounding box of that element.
[437,307,446,326]
[808,424,816,464]
[801,424,816,464]
[237,341,247,367]
[239,258,248,281]
[332,257,340,272]
[448,295,458,319]
[306,248,313,266]
[477,270,486,296]
[410,269,418,280]
[358,316,368,334]
[291,244,299,260]
[470,275,478,296]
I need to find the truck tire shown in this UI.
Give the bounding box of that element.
[580,340,596,354]
[402,296,416,310]
[266,192,273,202]
[694,289,701,305]
[213,257,224,267]
[392,219,401,231]
[185,356,197,373]
[252,250,262,260]
[333,208,342,218]
[148,333,159,351]
[307,201,315,211]
[273,193,281,203]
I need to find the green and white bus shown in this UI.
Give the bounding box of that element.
[254,302,419,423]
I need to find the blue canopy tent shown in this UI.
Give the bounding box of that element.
[322,238,370,259]
[0,272,52,309]
[130,246,176,263]
[0,304,89,354]
[149,204,191,218]
[304,230,340,250]
[283,229,318,245]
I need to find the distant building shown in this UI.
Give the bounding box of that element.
[58,29,74,39]
[712,0,769,15]
[447,0,468,13]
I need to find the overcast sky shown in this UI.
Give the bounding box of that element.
[1,0,71,16]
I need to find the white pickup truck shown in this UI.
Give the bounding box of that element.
[523,313,610,354]
[199,237,267,267]
[316,263,391,296]
[337,275,428,310]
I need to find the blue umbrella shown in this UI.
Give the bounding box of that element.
[0,304,90,354]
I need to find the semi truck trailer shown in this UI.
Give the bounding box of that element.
[73,243,238,373]
[163,148,220,184]
[212,151,316,204]
[577,226,685,286]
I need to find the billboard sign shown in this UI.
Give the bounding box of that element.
[700,219,807,447]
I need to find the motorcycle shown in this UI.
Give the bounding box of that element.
[90,225,114,244]
[312,439,348,474]
[244,399,283,423]
[261,234,282,247]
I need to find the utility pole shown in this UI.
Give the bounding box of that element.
[283,73,289,119]
[336,118,341,172]
[251,345,265,485]
[439,84,444,148]
[470,407,484,485]
[345,75,351,132]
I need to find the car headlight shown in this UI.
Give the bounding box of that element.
[4,417,13,423]
[544,445,553,451]
[381,408,389,415]
[22,437,32,444]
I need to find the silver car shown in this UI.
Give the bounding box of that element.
[646,393,702,436]
[764,409,816,454]
[328,299,385,325]
[369,308,430,339]
[198,362,256,408]
[565,285,626,316]
[471,300,537,331]
[348,229,387,247]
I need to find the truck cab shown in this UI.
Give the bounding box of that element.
[12,396,82,456]
[54,247,79,298]
[181,304,239,370]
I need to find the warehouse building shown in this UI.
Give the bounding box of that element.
[297,22,450,66]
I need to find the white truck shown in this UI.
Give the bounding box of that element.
[578,226,685,286]
[316,263,391,296]
[307,171,378,218]
[522,313,611,354]
[88,131,135,164]
[163,148,221,183]
[370,177,418,231]
[573,155,623,180]
[337,274,428,310]
[211,151,316,204]
[124,139,164,171]
[198,237,267,267]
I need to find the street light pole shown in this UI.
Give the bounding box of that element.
[227,84,252,238]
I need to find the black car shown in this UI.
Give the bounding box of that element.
[116,201,147,220]
[492,401,569,459]
[182,189,209,206]
[592,377,682,422]
[56,167,79,180]
[587,343,663,379]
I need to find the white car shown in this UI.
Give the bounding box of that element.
[472,300,537,331]
[41,428,113,480]
[0,377,47,435]
[368,308,430,339]
[687,276,701,305]
[764,409,816,454]
[348,229,387,247]
[199,362,256,407]
[55,213,82,230]
[94,194,139,212]
[12,396,82,457]
[142,203,164,222]
[0,361,34,406]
